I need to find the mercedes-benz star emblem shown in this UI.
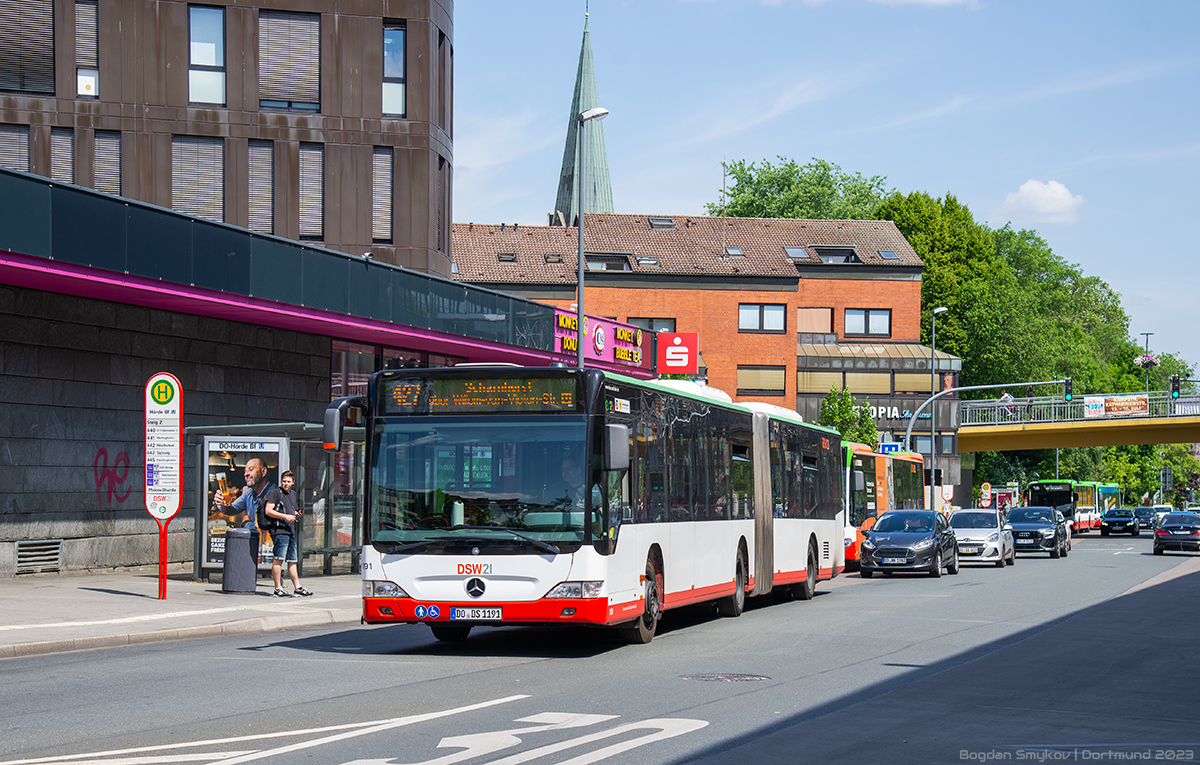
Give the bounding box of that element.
[465,578,486,598]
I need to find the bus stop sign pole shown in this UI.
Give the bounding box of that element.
[145,373,183,600]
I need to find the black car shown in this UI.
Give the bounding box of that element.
[1152,512,1200,555]
[1134,507,1156,530]
[1100,508,1140,537]
[860,510,959,578]
[1008,506,1070,558]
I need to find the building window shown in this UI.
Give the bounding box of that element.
[299,142,323,240]
[628,317,676,333]
[797,371,843,394]
[372,146,393,243]
[796,307,833,333]
[94,130,120,196]
[171,135,224,222]
[845,308,891,337]
[894,373,933,394]
[50,128,73,183]
[189,6,225,105]
[738,303,786,333]
[737,365,786,396]
[0,1,54,95]
[259,11,320,111]
[331,340,375,399]
[383,24,406,116]
[76,0,99,98]
[813,246,861,264]
[586,254,631,271]
[0,124,30,172]
[845,372,890,395]
[247,140,273,234]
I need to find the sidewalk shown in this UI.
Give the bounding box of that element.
[0,566,362,659]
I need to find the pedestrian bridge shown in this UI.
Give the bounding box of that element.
[957,391,1200,451]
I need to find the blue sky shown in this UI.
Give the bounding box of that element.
[453,0,1200,376]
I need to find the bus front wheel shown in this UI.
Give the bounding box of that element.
[620,560,661,644]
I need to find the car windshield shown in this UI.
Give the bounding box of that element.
[1008,507,1053,524]
[1104,510,1133,518]
[1161,513,1200,525]
[874,513,934,533]
[950,512,997,529]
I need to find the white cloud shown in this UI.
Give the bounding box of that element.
[994,179,1085,225]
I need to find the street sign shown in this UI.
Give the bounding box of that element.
[879,442,900,454]
[145,373,182,600]
[981,482,993,508]
[941,484,955,501]
[981,481,992,495]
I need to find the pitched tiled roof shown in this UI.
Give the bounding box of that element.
[451,214,922,284]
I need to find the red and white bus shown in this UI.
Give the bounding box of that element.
[843,444,926,566]
[325,366,845,644]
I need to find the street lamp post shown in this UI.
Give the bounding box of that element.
[930,306,948,506]
[1140,331,1154,395]
[576,106,609,370]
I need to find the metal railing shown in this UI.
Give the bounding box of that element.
[960,391,1200,426]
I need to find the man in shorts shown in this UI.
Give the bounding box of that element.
[263,470,312,597]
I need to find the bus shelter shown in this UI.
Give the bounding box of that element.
[186,422,365,581]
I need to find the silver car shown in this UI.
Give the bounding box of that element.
[949,508,1016,567]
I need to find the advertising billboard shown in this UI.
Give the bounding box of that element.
[198,437,290,574]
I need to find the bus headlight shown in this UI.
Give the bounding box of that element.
[844,536,856,548]
[364,580,410,598]
[545,581,604,599]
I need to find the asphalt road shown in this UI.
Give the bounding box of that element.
[3,534,1198,765]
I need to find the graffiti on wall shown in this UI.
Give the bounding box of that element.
[94,448,132,503]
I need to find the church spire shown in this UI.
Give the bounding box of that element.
[551,13,614,226]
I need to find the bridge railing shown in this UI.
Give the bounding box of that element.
[960,391,1200,426]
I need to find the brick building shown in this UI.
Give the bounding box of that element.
[452,213,962,479]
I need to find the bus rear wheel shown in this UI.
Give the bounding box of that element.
[430,623,471,642]
[716,551,747,617]
[794,542,817,600]
[620,560,661,644]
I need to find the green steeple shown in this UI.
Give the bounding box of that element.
[551,15,614,226]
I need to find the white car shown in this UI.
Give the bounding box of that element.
[949,508,1016,567]
[1151,504,1174,527]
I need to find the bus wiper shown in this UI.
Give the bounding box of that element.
[446,525,560,555]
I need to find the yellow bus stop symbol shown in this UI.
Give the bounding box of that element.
[150,379,175,405]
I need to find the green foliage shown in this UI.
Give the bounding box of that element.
[706,157,891,220]
[817,386,878,450]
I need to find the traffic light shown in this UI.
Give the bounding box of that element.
[1171,375,1180,399]
[1064,378,1073,402]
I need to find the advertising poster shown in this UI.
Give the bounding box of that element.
[553,309,652,372]
[200,437,289,572]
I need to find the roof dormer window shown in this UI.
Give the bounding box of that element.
[812,246,860,264]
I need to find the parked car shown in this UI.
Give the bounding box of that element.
[1133,507,1156,530]
[1008,506,1071,558]
[1152,512,1200,555]
[949,508,1015,567]
[1100,508,1140,536]
[860,509,959,578]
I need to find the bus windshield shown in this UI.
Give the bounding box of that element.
[369,415,590,552]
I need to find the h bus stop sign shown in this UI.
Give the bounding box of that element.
[145,373,182,599]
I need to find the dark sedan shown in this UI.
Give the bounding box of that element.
[1134,507,1156,529]
[1008,506,1070,558]
[1100,508,1140,536]
[1153,512,1200,555]
[860,510,959,578]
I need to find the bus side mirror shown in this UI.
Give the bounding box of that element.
[324,396,367,451]
[605,424,630,471]
[854,470,865,492]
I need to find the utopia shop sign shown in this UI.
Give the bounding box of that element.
[554,309,649,369]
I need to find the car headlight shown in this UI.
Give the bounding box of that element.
[364,580,410,598]
[1041,528,1056,537]
[545,581,604,599]
[861,538,876,550]
[987,532,999,543]
[911,538,935,551]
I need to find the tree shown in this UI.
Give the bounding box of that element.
[817,386,878,450]
[707,157,891,220]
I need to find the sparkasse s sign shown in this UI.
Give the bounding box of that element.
[656,333,699,375]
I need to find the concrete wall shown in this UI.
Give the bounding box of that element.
[0,285,331,576]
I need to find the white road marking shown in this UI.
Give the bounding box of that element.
[0,596,355,631]
[0,695,529,765]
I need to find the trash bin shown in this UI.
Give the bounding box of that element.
[222,527,259,593]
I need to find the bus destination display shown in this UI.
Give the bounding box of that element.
[381,376,579,414]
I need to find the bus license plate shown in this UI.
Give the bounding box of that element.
[451,607,501,621]
[882,557,906,565]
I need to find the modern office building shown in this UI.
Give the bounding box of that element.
[0,0,453,274]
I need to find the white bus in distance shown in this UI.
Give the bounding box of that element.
[324,367,844,644]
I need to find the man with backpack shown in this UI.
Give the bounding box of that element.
[262,470,312,598]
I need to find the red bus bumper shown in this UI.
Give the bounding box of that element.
[363,596,644,627]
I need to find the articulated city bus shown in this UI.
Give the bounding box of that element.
[1073,481,1100,532]
[842,445,926,566]
[1028,479,1082,532]
[325,366,844,644]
